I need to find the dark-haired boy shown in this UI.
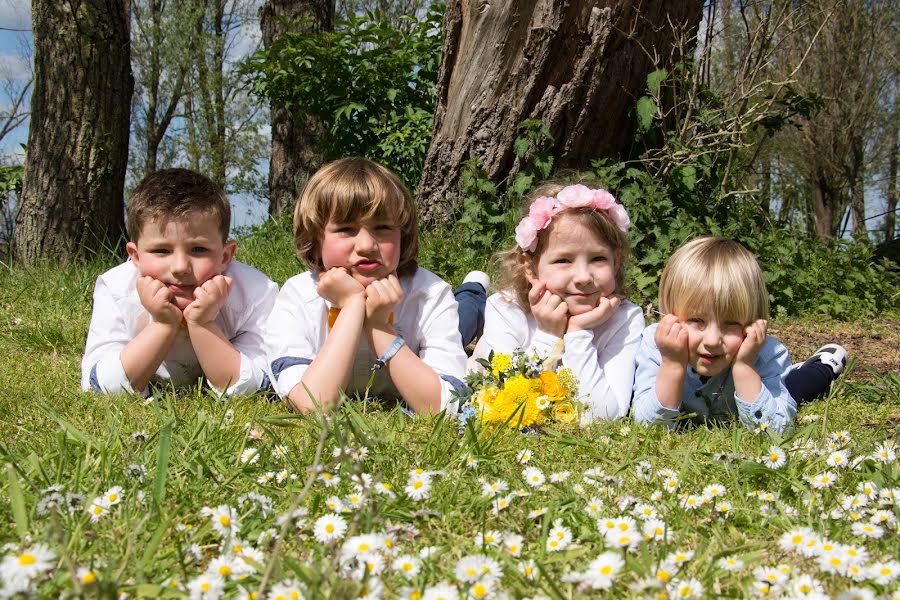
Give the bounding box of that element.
[82,169,277,396]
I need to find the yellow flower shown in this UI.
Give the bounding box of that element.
[539,371,565,400]
[491,353,512,376]
[552,399,578,424]
[557,367,578,395]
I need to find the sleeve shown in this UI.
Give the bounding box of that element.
[209,277,280,397]
[476,295,556,360]
[80,276,139,395]
[630,325,682,428]
[417,283,469,414]
[264,279,319,399]
[734,339,797,433]
[564,306,645,422]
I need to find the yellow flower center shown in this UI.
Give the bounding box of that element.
[358,544,370,552]
[219,565,231,576]
[325,524,334,533]
[413,481,423,490]
[81,571,97,585]
[108,493,118,502]
[403,563,413,571]
[473,584,487,598]
[657,569,671,582]
[601,565,612,575]
[201,582,211,592]
[219,515,231,527]
[18,554,36,566]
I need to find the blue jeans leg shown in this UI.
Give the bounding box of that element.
[455,282,487,346]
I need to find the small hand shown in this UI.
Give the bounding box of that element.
[136,276,183,325]
[317,267,366,308]
[655,314,689,366]
[735,319,767,366]
[568,295,621,332]
[183,275,232,325]
[527,278,568,338]
[365,273,403,327]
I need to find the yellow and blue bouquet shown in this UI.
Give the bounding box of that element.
[457,349,584,429]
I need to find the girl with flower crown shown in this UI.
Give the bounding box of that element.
[468,182,646,422]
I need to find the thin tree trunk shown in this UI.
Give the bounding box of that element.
[417,0,705,221]
[15,0,133,263]
[259,0,333,218]
[849,133,866,239]
[885,109,897,241]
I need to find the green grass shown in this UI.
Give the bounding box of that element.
[0,233,898,599]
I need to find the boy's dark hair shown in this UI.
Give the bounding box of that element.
[126,169,231,242]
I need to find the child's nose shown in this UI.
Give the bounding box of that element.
[355,228,378,252]
[703,322,723,344]
[171,251,191,275]
[572,263,592,284]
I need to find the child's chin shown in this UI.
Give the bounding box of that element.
[172,296,193,310]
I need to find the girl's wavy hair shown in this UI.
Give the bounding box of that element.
[293,157,419,276]
[659,236,769,323]
[496,181,630,313]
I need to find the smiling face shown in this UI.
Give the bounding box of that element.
[678,308,746,377]
[531,213,618,316]
[320,215,401,287]
[126,213,236,310]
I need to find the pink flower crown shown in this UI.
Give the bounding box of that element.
[514,184,631,252]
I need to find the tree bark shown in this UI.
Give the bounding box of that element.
[885,105,897,242]
[15,0,133,263]
[417,0,705,221]
[260,0,333,218]
[849,133,866,239]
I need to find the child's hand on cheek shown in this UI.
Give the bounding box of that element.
[136,276,183,325]
[655,314,689,367]
[365,273,403,328]
[568,295,621,333]
[735,319,767,366]
[183,275,232,325]
[318,267,366,308]
[528,278,568,338]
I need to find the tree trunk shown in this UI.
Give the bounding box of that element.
[885,107,897,242]
[260,0,333,218]
[15,0,133,263]
[417,0,705,221]
[849,133,866,239]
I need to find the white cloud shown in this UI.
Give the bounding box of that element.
[0,50,31,83]
[0,0,30,31]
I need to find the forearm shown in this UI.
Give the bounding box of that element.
[288,299,365,412]
[119,322,180,392]
[187,321,242,392]
[368,326,441,414]
[654,360,687,410]
[732,362,762,404]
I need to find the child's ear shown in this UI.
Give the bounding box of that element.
[222,240,237,267]
[125,242,140,265]
[521,252,536,283]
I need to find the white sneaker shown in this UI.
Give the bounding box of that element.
[792,344,848,376]
[463,270,490,292]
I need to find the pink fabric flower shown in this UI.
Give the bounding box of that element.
[591,189,616,210]
[607,203,631,231]
[528,196,559,230]
[556,184,595,208]
[515,219,539,252]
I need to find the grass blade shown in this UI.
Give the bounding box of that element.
[153,420,174,507]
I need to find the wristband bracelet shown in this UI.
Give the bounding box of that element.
[372,335,405,371]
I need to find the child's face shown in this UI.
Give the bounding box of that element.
[320,214,401,287]
[677,308,746,377]
[126,213,236,311]
[532,213,617,316]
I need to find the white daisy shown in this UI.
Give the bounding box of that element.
[462,454,479,469]
[870,560,900,585]
[584,497,604,517]
[715,500,733,516]
[583,551,624,590]
[239,448,259,465]
[851,521,883,539]
[454,554,498,583]
[837,587,875,600]
[208,505,240,537]
[516,449,533,464]
[549,471,571,483]
[392,554,420,579]
[490,494,513,514]
[527,507,547,519]
[87,497,108,522]
[422,581,458,600]
[761,446,786,469]
[826,450,850,468]
[535,395,550,410]
[872,440,896,463]
[503,533,524,557]
[318,472,341,488]
[186,573,224,599]
[271,444,288,459]
[669,578,703,598]
[789,574,824,598]
[717,556,744,571]
[405,477,432,501]
[480,479,508,498]
[207,555,241,580]
[642,518,667,541]
[313,514,347,543]
[475,530,501,548]
[0,543,56,581]
[702,483,727,498]
[518,560,537,580]
[809,471,838,489]
[522,466,545,487]
[546,521,572,552]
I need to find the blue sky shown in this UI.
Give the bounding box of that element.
[0,0,31,159]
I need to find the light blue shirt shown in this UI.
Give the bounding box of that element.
[631,323,797,432]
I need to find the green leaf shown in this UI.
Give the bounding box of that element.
[6,463,28,539]
[646,68,668,95]
[635,96,657,133]
[153,420,174,507]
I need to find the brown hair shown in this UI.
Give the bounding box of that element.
[126,168,231,242]
[496,182,631,312]
[659,236,769,323]
[293,157,419,276]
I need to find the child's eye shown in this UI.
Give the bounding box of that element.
[592,255,608,263]
[191,247,210,254]
[150,249,170,255]
[552,258,571,264]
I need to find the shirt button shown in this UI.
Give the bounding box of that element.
[754,410,763,419]
[694,391,702,397]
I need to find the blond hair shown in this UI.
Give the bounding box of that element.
[293,157,419,276]
[497,182,630,312]
[126,168,231,242]
[659,236,769,323]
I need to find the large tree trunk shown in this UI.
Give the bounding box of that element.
[417,0,705,221]
[15,0,133,263]
[260,0,333,218]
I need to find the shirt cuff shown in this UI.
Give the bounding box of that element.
[273,364,308,400]
[531,329,562,356]
[735,389,772,423]
[208,353,257,397]
[91,356,140,396]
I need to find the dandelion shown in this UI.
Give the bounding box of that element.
[670,578,703,598]
[809,471,838,489]
[239,448,259,465]
[522,466,545,487]
[717,556,744,571]
[583,552,624,590]
[761,446,787,469]
[313,514,347,543]
[517,449,533,464]
[0,543,56,582]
